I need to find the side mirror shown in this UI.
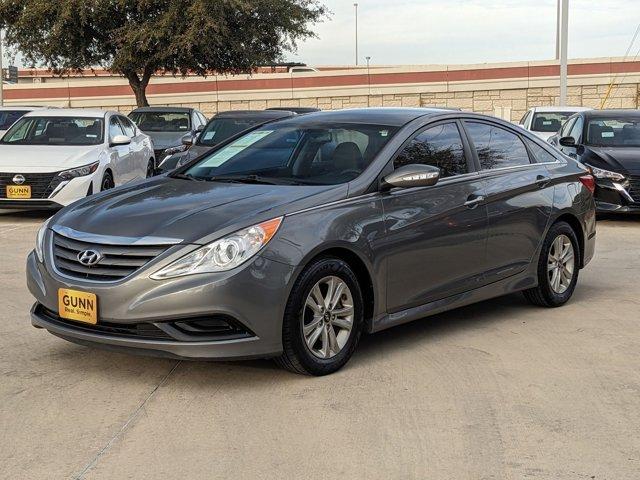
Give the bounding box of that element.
[196,125,205,133]
[382,164,440,189]
[110,134,131,147]
[559,136,576,147]
[181,133,195,146]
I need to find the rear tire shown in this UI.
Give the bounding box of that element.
[524,221,580,307]
[275,257,364,376]
[100,171,114,191]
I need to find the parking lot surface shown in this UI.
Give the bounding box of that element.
[1,210,639,479]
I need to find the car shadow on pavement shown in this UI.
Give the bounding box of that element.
[0,209,56,222]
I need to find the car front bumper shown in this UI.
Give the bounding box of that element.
[0,174,95,209]
[26,248,297,360]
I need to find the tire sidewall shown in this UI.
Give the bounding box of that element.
[101,172,114,191]
[538,222,580,306]
[284,258,364,375]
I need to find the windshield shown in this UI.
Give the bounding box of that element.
[184,122,399,185]
[0,116,104,146]
[198,117,267,146]
[0,110,30,130]
[129,111,191,132]
[531,112,575,132]
[586,118,640,147]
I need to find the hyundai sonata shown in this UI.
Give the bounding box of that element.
[0,109,155,209]
[27,108,596,375]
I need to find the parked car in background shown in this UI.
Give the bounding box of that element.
[0,106,54,138]
[556,109,640,213]
[157,109,296,173]
[519,106,591,141]
[27,108,595,375]
[0,109,154,209]
[128,106,207,167]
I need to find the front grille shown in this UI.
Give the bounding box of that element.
[628,176,640,203]
[37,305,174,340]
[0,172,62,199]
[52,232,169,281]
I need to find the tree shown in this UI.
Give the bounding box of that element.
[0,0,327,106]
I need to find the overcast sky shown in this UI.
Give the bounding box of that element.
[288,0,640,65]
[2,1,638,69]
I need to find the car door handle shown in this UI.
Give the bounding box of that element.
[536,175,551,188]
[464,195,485,209]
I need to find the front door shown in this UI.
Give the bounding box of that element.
[381,121,488,313]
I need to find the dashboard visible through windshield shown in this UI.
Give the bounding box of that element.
[183,122,399,185]
[0,117,105,146]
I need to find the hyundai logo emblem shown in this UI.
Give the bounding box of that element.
[12,174,25,185]
[77,249,103,266]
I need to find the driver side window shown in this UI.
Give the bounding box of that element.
[394,123,468,178]
[568,117,584,143]
[109,117,124,141]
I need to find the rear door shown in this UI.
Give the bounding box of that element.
[381,121,489,312]
[463,120,555,284]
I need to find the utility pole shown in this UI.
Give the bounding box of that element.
[354,3,359,66]
[558,0,569,106]
[555,0,561,59]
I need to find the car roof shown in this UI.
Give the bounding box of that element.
[23,108,111,118]
[213,110,295,120]
[582,109,640,119]
[531,106,592,113]
[270,108,449,127]
[267,107,321,114]
[130,106,194,113]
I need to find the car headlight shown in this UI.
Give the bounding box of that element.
[164,145,188,156]
[150,217,283,279]
[58,162,99,180]
[586,164,626,182]
[35,217,53,263]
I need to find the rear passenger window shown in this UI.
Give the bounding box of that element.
[524,138,558,163]
[465,122,530,170]
[394,123,468,178]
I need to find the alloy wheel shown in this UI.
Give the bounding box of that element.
[302,276,354,359]
[547,234,575,294]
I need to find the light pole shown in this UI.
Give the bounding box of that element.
[354,3,359,66]
[558,0,569,106]
[365,56,371,96]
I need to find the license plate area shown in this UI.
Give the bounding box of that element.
[58,288,98,324]
[6,185,31,199]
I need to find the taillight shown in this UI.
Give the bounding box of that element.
[579,174,596,195]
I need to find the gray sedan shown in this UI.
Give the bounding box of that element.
[27,108,596,375]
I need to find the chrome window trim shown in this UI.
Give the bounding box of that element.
[51,224,183,246]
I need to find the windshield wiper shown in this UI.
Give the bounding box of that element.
[207,174,296,185]
[171,173,203,181]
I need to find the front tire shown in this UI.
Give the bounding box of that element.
[100,171,114,192]
[146,159,156,178]
[524,221,580,307]
[275,257,364,376]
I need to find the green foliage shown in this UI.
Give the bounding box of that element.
[0,0,328,105]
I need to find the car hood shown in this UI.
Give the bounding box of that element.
[0,145,104,173]
[53,177,346,244]
[145,132,189,150]
[583,146,640,175]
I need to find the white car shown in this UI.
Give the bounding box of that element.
[0,106,54,138]
[0,109,155,209]
[519,106,592,141]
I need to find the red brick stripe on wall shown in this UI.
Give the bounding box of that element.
[5,61,640,101]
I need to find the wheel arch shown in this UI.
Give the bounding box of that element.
[295,245,376,330]
[552,212,585,268]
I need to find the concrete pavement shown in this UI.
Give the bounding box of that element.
[1,210,639,479]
